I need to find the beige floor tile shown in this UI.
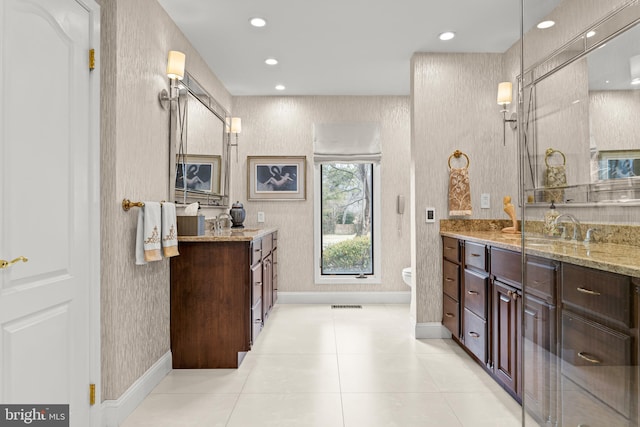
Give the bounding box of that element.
[151,369,250,394]
[342,392,464,427]
[444,391,522,427]
[226,393,343,427]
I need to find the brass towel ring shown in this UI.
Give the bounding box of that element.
[448,150,470,169]
[545,148,566,167]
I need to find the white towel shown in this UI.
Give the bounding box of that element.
[135,201,162,265]
[162,202,179,257]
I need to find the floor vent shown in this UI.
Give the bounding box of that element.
[331,304,363,309]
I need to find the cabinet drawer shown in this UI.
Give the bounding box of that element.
[525,256,557,304]
[562,263,632,327]
[561,311,632,417]
[251,238,263,266]
[252,262,263,305]
[463,308,487,363]
[465,242,486,271]
[490,247,521,285]
[442,237,459,263]
[561,376,631,427]
[251,299,263,346]
[443,260,460,301]
[442,294,459,337]
[262,233,273,256]
[464,269,488,319]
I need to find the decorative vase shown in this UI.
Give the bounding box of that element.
[229,201,246,228]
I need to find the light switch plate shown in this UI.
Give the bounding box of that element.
[425,207,435,223]
[481,193,490,209]
[257,211,265,223]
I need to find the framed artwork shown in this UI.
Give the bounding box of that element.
[597,150,640,180]
[247,156,307,200]
[175,154,222,195]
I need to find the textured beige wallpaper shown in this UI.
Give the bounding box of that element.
[411,53,516,324]
[99,0,232,401]
[590,91,640,152]
[229,96,412,294]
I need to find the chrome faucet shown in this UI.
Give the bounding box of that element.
[554,213,583,241]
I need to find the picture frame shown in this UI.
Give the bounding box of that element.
[175,154,222,196]
[247,156,307,200]
[597,150,640,181]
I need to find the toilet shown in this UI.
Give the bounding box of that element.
[402,267,412,288]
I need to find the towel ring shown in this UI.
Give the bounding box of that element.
[448,150,470,169]
[544,148,566,167]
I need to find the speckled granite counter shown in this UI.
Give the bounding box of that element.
[178,227,277,242]
[440,229,640,278]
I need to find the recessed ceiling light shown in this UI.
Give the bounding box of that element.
[438,31,455,41]
[275,84,285,91]
[265,58,278,65]
[537,20,555,29]
[250,17,267,27]
[605,80,610,84]
[586,30,596,38]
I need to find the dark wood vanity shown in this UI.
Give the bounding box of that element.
[441,233,639,426]
[170,228,278,368]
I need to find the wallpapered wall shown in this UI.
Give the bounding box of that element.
[98,0,231,401]
[411,53,516,324]
[229,96,412,295]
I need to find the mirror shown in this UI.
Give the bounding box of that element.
[522,2,640,204]
[170,72,230,207]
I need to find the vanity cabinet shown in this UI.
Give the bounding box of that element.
[441,237,461,338]
[170,230,278,369]
[462,241,489,365]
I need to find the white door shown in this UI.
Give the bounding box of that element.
[0,0,100,425]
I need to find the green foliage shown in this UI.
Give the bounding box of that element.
[322,236,371,272]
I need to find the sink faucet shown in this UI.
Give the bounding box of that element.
[554,213,583,241]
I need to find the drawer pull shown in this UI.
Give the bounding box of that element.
[445,246,456,250]
[468,332,480,338]
[445,278,455,282]
[524,309,537,318]
[445,313,454,318]
[500,294,511,303]
[577,352,601,364]
[470,253,481,257]
[576,287,601,296]
[255,281,262,285]
[467,290,479,295]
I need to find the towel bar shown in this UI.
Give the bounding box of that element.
[122,199,144,211]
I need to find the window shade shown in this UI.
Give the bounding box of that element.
[313,123,381,163]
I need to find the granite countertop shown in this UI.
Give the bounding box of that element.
[178,227,277,242]
[440,230,640,278]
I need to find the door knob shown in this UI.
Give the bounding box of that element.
[0,256,28,270]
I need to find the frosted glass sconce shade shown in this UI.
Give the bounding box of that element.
[230,117,242,134]
[497,81,513,105]
[166,50,186,80]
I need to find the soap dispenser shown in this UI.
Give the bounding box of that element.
[543,201,559,237]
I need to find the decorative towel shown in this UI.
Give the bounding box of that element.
[161,202,179,257]
[135,201,162,265]
[544,148,567,203]
[449,167,472,216]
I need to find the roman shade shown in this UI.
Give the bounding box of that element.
[313,123,381,163]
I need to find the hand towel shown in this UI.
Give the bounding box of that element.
[135,201,162,265]
[449,167,472,216]
[161,202,179,257]
[544,164,566,203]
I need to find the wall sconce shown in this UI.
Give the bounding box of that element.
[159,50,186,109]
[497,81,517,145]
[226,117,242,161]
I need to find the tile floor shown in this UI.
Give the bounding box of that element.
[121,304,523,427]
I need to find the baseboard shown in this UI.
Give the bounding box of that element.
[277,291,410,304]
[101,351,172,427]
[414,322,451,339]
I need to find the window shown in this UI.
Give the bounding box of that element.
[314,162,381,284]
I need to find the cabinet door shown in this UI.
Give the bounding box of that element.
[272,247,278,305]
[262,254,273,320]
[493,280,521,396]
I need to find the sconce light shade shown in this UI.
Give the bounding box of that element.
[497,81,513,105]
[166,50,186,80]
[230,117,242,134]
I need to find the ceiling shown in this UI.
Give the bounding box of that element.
[157,0,560,96]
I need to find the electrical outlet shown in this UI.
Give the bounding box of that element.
[425,207,435,223]
[257,211,265,223]
[481,193,490,209]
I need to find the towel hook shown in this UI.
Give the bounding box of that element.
[122,199,145,211]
